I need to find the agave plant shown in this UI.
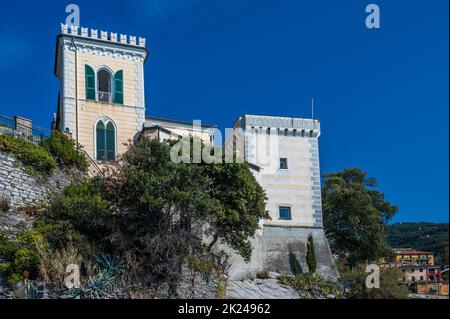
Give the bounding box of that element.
[59,255,128,299]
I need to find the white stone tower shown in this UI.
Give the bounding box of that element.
[224,115,338,281]
[53,24,148,161]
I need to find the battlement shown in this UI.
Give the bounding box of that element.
[60,24,146,48]
[234,114,321,137]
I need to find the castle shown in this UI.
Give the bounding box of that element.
[52,24,338,281]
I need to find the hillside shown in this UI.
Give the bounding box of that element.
[386,222,449,255]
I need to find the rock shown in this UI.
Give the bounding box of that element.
[268,272,281,279]
[226,279,299,299]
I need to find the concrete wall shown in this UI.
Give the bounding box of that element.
[225,226,339,282]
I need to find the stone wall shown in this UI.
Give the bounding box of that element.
[224,226,339,282]
[149,264,225,299]
[0,151,82,208]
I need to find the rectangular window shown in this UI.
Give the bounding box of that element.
[411,268,415,273]
[420,276,424,281]
[279,207,291,220]
[279,158,288,170]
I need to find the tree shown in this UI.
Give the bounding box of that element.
[203,161,269,261]
[306,234,317,273]
[338,261,410,299]
[97,137,268,283]
[322,168,398,265]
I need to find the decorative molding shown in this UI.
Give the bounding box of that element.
[59,37,146,62]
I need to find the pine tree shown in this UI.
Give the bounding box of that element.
[307,234,317,273]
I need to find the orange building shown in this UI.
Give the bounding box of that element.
[394,250,435,266]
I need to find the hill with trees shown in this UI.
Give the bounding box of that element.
[385,222,449,255]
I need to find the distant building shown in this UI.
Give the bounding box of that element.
[394,250,435,266]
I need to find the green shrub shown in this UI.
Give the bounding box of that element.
[41,179,113,250]
[0,196,11,213]
[0,135,57,176]
[306,234,317,273]
[41,131,88,171]
[0,227,47,286]
[289,252,302,275]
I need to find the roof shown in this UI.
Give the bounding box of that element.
[145,116,217,129]
[396,251,434,255]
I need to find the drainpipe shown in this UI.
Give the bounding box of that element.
[71,36,79,150]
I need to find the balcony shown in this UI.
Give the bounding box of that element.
[98,91,113,103]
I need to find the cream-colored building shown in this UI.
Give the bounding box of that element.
[53,24,213,162]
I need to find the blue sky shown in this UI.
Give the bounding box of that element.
[0,0,448,223]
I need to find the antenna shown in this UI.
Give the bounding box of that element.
[312,97,315,120]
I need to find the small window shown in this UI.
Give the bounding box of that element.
[412,276,416,282]
[420,276,424,281]
[279,207,291,220]
[402,269,406,273]
[279,158,288,170]
[411,268,415,273]
[284,129,288,136]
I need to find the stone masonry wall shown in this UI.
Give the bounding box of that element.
[0,151,81,207]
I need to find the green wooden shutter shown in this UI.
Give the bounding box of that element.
[105,122,116,160]
[114,70,123,104]
[85,65,96,101]
[96,121,106,160]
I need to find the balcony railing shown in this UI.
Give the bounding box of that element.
[0,115,49,144]
[98,91,113,103]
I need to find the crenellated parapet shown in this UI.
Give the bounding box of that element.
[236,114,321,138]
[60,24,146,48]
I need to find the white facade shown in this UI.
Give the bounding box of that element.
[230,114,323,228]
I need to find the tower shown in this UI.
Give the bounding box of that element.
[224,115,338,281]
[53,24,148,161]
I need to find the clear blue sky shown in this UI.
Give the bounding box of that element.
[0,1,448,223]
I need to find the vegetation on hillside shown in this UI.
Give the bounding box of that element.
[0,135,57,176]
[0,132,87,176]
[386,222,449,255]
[0,137,268,296]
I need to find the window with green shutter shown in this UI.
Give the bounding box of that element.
[114,70,123,104]
[85,65,96,101]
[96,119,116,161]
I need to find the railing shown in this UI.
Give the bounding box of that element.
[78,148,105,177]
[0,115,49,144]
[98,91,113,103]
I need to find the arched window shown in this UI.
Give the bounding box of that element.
[97,68,112,102]
[96,118,116,161]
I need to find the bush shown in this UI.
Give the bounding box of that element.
[0,196,11,213]
[337,261,410,299]
[41,131,88,171]
[307,234,317,273]
[40,180,113,250]
[0,226,48,286]
[278,273,343,299]
[0,135,57,176]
